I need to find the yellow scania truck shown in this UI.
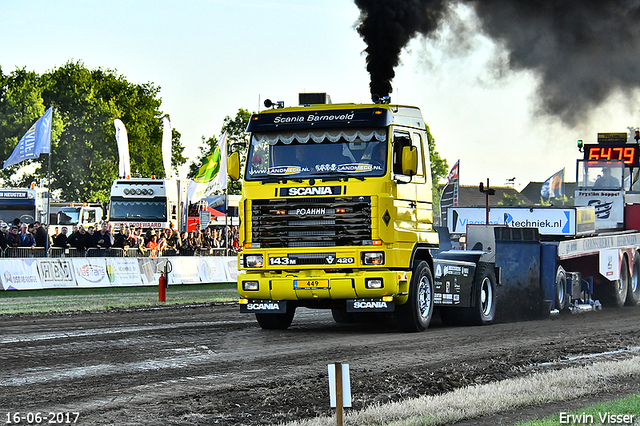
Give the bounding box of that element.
[227,94,640,332]
[229,94,450,332]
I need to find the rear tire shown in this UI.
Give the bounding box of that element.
[600,258,628,308]
[255,308,295,330]
[395,261,434,332]
[625,253,640,306]
[555,265,568,311]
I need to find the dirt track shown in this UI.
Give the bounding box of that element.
[1,303,640,425]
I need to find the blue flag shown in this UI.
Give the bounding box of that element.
[3,107,53,169]
[541,168,564,198]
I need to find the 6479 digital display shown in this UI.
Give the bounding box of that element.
[583,143,640,167]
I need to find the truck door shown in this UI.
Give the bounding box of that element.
[392,131,419,232]
[411,131,432,231]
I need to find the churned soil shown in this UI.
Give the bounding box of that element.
[1,303,639,425]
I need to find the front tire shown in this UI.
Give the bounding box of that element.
[395,260,434,332]
[255,308,296,330]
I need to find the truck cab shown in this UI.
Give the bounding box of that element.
[230,95,439,331]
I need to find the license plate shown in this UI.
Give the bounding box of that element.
[294,279,329,289]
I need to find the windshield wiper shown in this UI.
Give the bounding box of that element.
[310,170,367,182]
[259,176,304,184]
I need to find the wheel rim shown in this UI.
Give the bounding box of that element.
[556,271,566,307]
[417,275,432,320]
[480,277,493,317]
[619,263,628,297]
[632,258,639,294]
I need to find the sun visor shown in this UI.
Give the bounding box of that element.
[252,128,387,145]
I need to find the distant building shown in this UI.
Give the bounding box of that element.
[438,184,534,208]
[520,182,577,206]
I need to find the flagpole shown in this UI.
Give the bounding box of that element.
[46,150,51,257]
[46,107,53,258]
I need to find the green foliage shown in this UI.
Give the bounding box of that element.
[188,108,252,195]
[426,124,449,216]
[426,124,449,186]
[498,192,527,206]
[0,61,186,202]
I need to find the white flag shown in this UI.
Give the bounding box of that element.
[114,119,131,178]
[188,131,228,203]
[162,116,172,178]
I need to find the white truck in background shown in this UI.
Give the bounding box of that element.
[108,177,190,232]
[52,203,105,230]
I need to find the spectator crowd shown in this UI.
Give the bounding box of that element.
[0,218,240,257]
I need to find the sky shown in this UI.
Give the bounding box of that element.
[2,0,640,190]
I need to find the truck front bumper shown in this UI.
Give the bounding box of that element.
[238,269,409,306]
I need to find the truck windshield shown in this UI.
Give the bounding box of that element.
[578,160,624,190]
[58,208,80,225]
[109,198,167,221]
[0,207,34,224]
[245,128,388,181]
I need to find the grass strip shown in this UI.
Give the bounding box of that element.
[282,356,640,426]
[515,393,640,426]
[0,283,239,314]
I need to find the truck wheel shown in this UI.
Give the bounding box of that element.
[555,265,568,311]
[601,258,628,307]
[331,308,356,324]
[395,260,434,332]
[625,253,640,306]
[255,308,295,330]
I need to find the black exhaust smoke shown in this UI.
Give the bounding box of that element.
[355,0,640,125]
[355,0,449,100]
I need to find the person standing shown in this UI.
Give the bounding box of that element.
[33,221,48,248]
[94,222,112,249]
[19,223,35,247]
[53,227,70,248]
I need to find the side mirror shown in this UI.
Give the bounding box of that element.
[401,146,417,176]
[228,152,240,181]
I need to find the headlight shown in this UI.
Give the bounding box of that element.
[363,252,384,265]
[244,254,264,268]
[242,281,259,291]
[365,278,383,289]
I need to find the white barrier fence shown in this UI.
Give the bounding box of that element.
[0,256,240,290]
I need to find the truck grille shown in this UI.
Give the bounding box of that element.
[251,196,371,248]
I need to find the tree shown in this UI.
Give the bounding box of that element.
[0,61,186,202]
[426,124,449,217]
[498,193,527,206]
[0,66,63,186]
[188,108,252,195]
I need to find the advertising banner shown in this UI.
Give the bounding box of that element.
[168,257,201,284]
[73,258,110,287]
[448,207,577,236]
[0,256,239,290]
[37,258,76,288]
[0,259,41,290]
[106,258,142,286]
[574,190,624,230]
